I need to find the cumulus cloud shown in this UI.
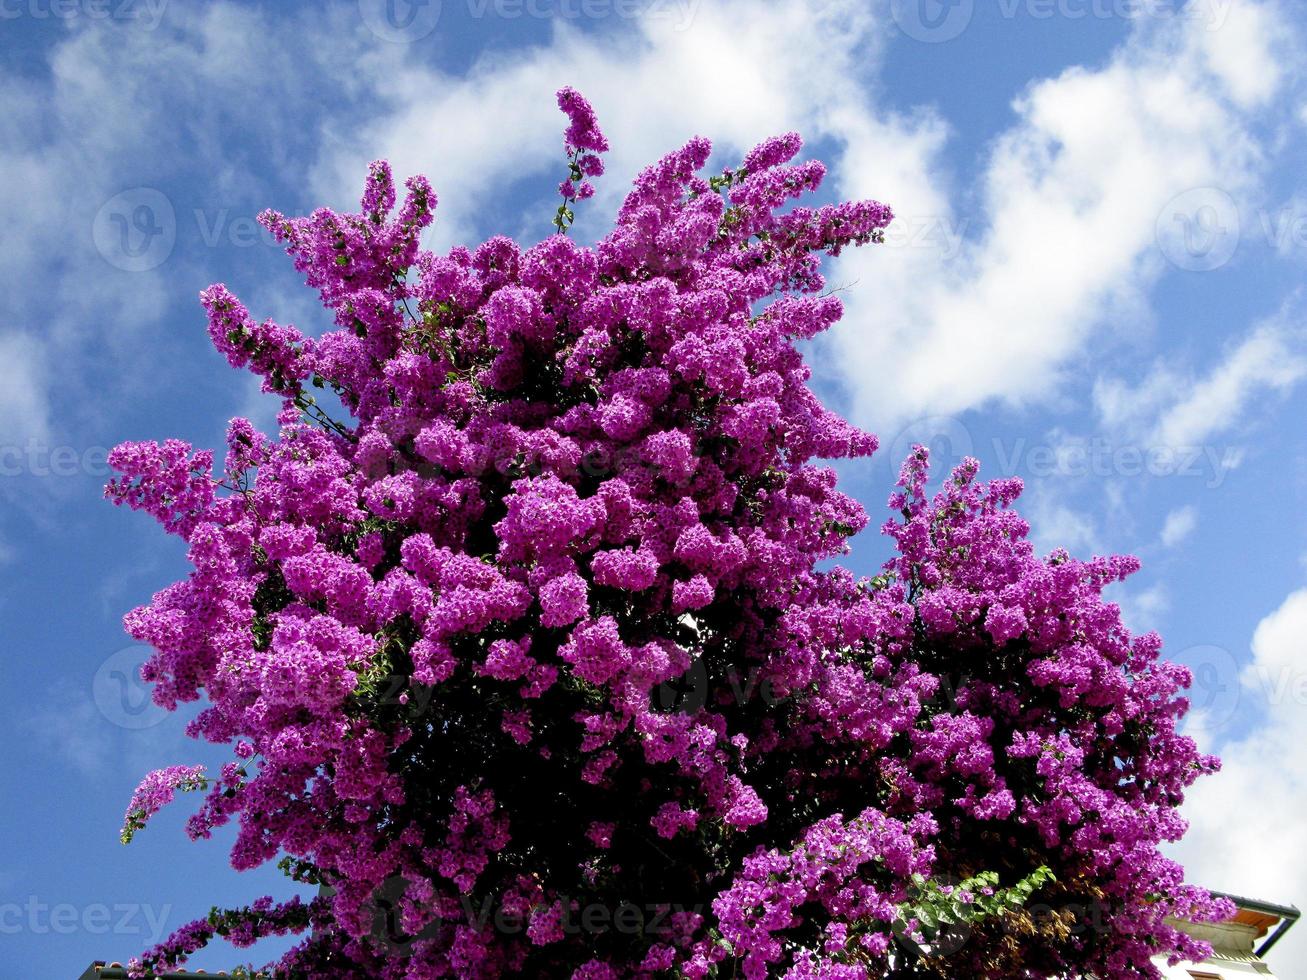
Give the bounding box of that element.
[1175,587,1307,976]
[821,0,1293,432]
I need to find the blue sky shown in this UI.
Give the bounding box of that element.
[3,0,1307,975]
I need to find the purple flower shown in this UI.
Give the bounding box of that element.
[103,87,1222,980]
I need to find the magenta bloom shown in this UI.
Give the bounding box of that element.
[554,86,609,230]
[557,85,610,155]
[120,765,207,844]
[105,88,1225,979]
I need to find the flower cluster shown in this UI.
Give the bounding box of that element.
[120,765,208,844]
[554,86,607,232]
[106,88,1225,978]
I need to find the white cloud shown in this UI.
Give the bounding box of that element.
[0,3,401,405]
[1094,310,1307,448]
[309,0,886,248]
[1114,581,1171,632]
[1023,487,1100,556]
[820,0,1292,431]
[1175,587,1307,978]
[1160,504,1199,548]
[292,0,1302,443]
[0,333,51,450]
[22,676,193,790]
[6,0,1290,453]
[1195,0,1288,107]
[1155,319,1307,447]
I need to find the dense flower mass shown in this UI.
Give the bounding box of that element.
[107,89,1227,978]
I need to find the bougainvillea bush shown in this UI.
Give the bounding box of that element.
[107,88,1229,978]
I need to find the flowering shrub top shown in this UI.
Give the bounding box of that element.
[107,88,1226,978]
